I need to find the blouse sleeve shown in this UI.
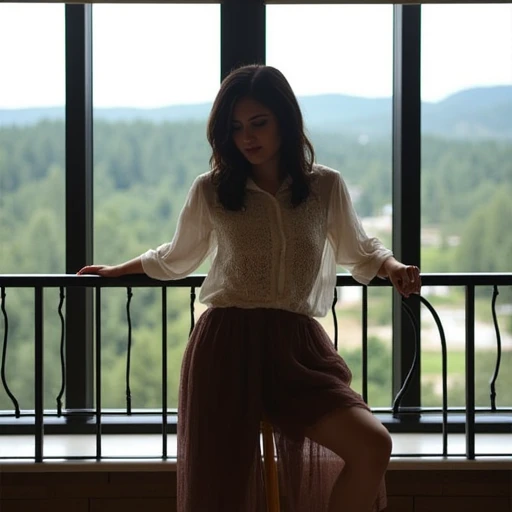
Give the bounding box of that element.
[140,175,215,280]
[327,171,393,285]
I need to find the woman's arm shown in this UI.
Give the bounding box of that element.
[327,170,393,283]
[378,256,421,298]
[327,170,421,296]
[77,256,144,277]
[77,174,215,280]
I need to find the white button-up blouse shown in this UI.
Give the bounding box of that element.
[141,164,393,318]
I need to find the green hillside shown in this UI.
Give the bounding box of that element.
[0,118,511,411]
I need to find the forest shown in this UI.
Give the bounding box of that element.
[0,117,511,413]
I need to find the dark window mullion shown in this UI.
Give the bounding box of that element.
[391,5,422,411]
[65,4,94,418]
[221,0,265,80]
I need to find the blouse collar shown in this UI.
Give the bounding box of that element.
[246,175,293,194]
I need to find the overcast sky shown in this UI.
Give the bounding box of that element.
[0,3,511,109]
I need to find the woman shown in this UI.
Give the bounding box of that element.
[78,64,421,512]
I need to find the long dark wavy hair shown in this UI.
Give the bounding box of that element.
[207,65,315,211]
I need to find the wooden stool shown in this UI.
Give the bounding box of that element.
[261,420,280,512]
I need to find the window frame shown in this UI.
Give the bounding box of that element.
[62,0,421,429]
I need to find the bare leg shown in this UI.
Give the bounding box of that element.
[304,407,392,512]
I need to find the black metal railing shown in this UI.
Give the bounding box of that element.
[0,273,511,462]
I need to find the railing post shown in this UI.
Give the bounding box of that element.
[34,287,44,462]
[162,287,168,459]
[362,286,368,404]
[95,287,102,460]
[465,285,476,459]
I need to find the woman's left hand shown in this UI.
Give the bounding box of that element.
[381,258,421,298]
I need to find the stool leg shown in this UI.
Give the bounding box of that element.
[261,421,281,512]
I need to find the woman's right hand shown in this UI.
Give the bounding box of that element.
[76,265,122,277]
[77,257,144,277]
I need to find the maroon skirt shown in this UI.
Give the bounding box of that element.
[177,307,387,512]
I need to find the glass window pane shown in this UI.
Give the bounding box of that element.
[267,5,394,407]
[93,4,220,411]
[0,4,65,411]
[421,4,512,409]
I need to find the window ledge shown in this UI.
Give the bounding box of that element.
[2,458,512,474]
[1,432,511,471]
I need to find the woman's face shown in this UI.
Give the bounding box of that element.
[231,97,282,168]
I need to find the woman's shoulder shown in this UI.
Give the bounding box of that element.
[312,163,341,179]
[191,171,215,193]
[180,172,214,205]
[311,163,341,190]
[193,171,214,187]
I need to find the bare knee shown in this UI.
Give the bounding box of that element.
[361,423,392,470]
[306,407,392,471]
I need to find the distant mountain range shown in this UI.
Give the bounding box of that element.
[1,85,511,139]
